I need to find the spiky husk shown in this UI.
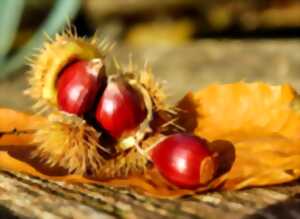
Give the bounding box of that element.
[25,29,112,114]
[32,113,106,175]
[31,65,176,178]
[112,61,183,151]
[97,149,149,178]
[32,111,150,177]
[95,133,161,178]
[30,61,180,178]
[26,28,180,178]
[114,59,171,113]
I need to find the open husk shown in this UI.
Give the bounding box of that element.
[25,30,110,113]
[25,31,176,177]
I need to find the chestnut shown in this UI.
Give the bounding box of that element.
[150,133,215,188]
[57,59,105,115]
[95,77,147,139]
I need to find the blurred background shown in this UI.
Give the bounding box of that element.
[1,0,300,110]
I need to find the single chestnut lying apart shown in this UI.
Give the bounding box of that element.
[26,31,217,188]
[150,134,215,188]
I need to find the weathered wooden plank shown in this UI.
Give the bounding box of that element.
[1,170,300,219]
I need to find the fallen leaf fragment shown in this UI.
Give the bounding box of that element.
[179,82,300,190]
[0,109,45,145]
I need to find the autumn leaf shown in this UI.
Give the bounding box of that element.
[178,82,300,190]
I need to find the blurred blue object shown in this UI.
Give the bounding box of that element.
[0,0,81,79]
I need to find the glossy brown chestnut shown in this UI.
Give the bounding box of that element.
[57,59,105,115]
[150,133,215,189]
[95,77,147,138]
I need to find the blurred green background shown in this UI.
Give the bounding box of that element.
[1,0,300,110]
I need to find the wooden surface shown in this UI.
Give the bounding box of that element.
[1,40,300,218]
[1,170,300,219]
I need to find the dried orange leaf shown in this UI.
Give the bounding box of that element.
[178,82,300,190]
[220,137,300,189]
[0,108,45,145]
